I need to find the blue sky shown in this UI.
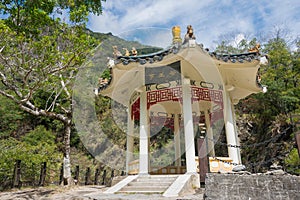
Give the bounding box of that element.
[87,0,300,49]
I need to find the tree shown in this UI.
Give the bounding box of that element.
[215,30,299,172]
[214,31,259,54]
[0,0,104,185]
[0,0,106,25]
[258,35,300,119]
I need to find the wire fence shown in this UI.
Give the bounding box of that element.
[206,127,290,149]
[210,144,295,167]
[205,127,298,169]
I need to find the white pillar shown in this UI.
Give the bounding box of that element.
[204,110,215,156]
[126,107,134,174]
[174,114,181,167]
[231,103,242,164]
[139,90,149,175]
[224,93,241,164]
[182,78,197,173]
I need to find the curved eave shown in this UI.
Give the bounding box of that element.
[212,54,263,103]
[99,67,143,106]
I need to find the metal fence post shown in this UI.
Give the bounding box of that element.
[59,163,63,185]
[12,160,22,188]
[85,167,91,185]
[101,169,106,185]
[121,170,125,176]
[38,162,47,186]
[74,165,79,185]
[295,131,300,158]
[94,168,100,185]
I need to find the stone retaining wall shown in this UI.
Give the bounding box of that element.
[204,173,300,200]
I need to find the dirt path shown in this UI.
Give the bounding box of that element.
[0,186,204,200]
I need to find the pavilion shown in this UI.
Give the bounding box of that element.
[97,25,267,194]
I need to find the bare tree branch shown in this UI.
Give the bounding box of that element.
[60,74,71,98]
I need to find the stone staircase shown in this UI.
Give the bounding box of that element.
[117,175,178,194]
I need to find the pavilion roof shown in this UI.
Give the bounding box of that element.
[96,42,267,106]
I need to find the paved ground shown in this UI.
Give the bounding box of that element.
[0,186,204,200]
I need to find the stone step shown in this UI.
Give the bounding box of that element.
[120,188,166,193]
[137,175,178,177]
[120,185,167,191]
[134,176,177,180]
[128,182,171,186]
[133,178,176,182]
[122,184,170,188]
[135,177,177,182]
[118,175,178,194]
[138,175,179,177]
[118,190,165,194]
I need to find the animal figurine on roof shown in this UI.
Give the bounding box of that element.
[123,48,130,57]
[106,57,115,68]
[248,43,261,53]
[98,77,109,86]
[131,47,137,56]
[183,25,196,45]
[112,46,122,58]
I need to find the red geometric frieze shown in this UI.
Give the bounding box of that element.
[147,86,182,108]
[191,86,223,108]
[131,86,224,121]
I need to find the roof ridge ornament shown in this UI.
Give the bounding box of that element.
[123,48,130,56]
[172,26,182,45]
[112,46,122,59]
[248,43,261,53]
[131,47,138,56]
[182,25,196,47]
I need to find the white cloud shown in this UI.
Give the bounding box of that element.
[88,0,300,48]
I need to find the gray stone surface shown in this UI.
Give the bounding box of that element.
[232,165,246,172]
[0,186,204,200]
[204,173,300,200]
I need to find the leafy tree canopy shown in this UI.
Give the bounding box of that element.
[0,0,106,20]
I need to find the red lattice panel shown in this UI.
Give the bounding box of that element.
[191,87,223,107]
[147,87,182,108]
[132,86,224,122]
